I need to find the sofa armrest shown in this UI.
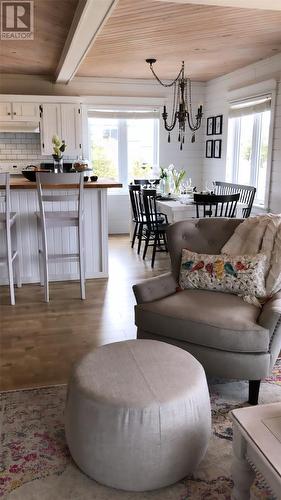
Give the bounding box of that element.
[133,272,178,304]
[258,292,281,336]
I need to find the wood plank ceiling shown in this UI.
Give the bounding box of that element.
[0,0,79,76]
[77,0,281,81]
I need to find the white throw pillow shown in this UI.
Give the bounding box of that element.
[179,249,267,298]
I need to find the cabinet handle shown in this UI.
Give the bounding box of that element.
[8,112,11,115]
[13,112,16,115]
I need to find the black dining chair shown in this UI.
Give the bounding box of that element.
[141,189,169,268]
[129,185,166,255]
[213,181,256,218]
[134,179,160,187]
[194,193,240,218]
[128,184,144,253]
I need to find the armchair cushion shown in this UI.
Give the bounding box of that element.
[135,289,270,354]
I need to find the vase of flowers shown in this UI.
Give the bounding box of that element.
[159,166,170,195]
[171,166,186,195]
[52,135,67,173]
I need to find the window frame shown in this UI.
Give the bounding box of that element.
[87,112,160,191]
[226,83,276,210]
[230,113,264,190]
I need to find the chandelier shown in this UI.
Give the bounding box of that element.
[146,58,203,150]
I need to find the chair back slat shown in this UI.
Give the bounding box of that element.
[194,193,240,219]
[142,189,159,230]
[214,181,256,218]
[36,172,84,224]
[129,184,143,221]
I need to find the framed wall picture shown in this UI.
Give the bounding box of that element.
[206,117,214,135]
[206,140,213,158]
[214,115,223,135]
[214,139,222,158]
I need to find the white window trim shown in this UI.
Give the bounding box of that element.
[87,106,160,193]
[227,80,277,210]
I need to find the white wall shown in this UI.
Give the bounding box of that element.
[202,53,281,213]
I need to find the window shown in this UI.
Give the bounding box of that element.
[88,110,159,186]
[226,96,272,207]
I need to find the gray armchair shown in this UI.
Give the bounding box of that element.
[133,218,281,405]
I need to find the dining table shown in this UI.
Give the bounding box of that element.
[156,195,248,223]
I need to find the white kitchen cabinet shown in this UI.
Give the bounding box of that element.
[0,102,12,121]
[40,103,62,155]
[12,103,39,121]
[40,103,82,157]
[0,102,39,121]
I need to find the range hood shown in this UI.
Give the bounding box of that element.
[0,121,40,133]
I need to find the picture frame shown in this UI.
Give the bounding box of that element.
[205,140,213,158]
[206,117,214,136]
[214,114,223,135]
[214,139,222,159]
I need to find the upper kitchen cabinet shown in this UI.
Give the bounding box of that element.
[12,103,40,121]
[40,103,82,156]
[0,103,12,121]
[40,104,61,155]
[0,102,39,121]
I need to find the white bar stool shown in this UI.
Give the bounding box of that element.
[0,173,21,305]
[36,172,85,302]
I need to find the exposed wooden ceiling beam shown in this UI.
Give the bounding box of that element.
[155,0,281,10]
[55,0,118,84]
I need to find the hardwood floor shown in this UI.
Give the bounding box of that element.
[0,235,170,391]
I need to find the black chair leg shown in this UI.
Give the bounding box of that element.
[163,232,168,252]
[143,231,150,260]
[248,380,261,405]
[151,235,158,268]
[137,224,143,254]
[131,222,138,248]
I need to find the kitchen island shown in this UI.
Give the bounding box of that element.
[0,176,122,285]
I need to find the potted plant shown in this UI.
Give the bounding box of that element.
[52,135,67,173]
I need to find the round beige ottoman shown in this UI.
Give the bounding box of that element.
[65,339,211,492]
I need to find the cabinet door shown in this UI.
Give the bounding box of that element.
[12,103,39,121]
[60,104,82,157]
[0,103,12,121]
[40,104,62,155]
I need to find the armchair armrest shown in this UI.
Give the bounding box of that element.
[133,272,177,304]
[258,292,281,369]
[258,292,281,335]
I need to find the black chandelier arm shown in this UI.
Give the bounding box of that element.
[148,63,184,88]
[162,109,178,131]
[186,111,202,132]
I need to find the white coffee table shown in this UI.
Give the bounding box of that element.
[230,403,281,500]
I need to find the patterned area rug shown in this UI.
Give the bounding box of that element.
[1,359,281,500]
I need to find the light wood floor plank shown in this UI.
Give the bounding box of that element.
[0,235,170,391]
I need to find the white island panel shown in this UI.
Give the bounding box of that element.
[0,188,109,285]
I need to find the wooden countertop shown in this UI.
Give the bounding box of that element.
[7,176,123,190]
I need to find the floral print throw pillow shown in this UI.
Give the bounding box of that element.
[179,249,267,298]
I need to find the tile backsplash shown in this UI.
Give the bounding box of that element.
[0,132,45,162]
[0,133,73,173]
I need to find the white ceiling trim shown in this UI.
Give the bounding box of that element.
[155,0,281,10]
[55,0,119,84]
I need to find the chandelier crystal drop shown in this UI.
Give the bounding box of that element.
[146,58,203,150]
